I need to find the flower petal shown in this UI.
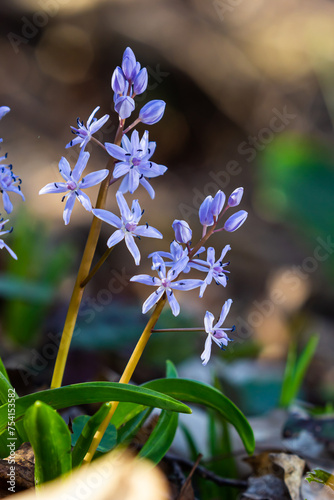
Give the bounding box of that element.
[134,225,163,239]
[113,162,130,178]
[125,233,141,265]
[201,334,212,366]
[2,191,13,214]
[116,191,132,220]
[167,290,180,316]
[107,229,124,247]
[105,143,127,161]
[90,114,109,134]
[139,177,155,199]
[142,288,164,314]
[128,168,140,194]
[130,274,160,286]
[81,169,108,188]
[207,247,215,265]
[171,279,203,291]
[138,162,167,178]
[76,190,92,211]
[59,157,72,180]
[63,193,76,225]
[86,106,100,127]
[92,208,122,228]
[204,311,215,334]
[216,299,233,328]
[39,182,66,195]
[72,151,90,181]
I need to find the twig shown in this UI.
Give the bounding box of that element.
[176,454,202,500]
[163,452,248,489]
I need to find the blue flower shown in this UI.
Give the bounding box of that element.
[139,100,166,125]
[66,106,109,149]
[148,241,190,272]
[105,130,167,199]
[0,217,17,260]
[130,254,203,316]
[0,156,25,214]
[172,220,192,244]
[39,151,108,225]
[111,48,148,119]
[228,187,244,207]
[0,107,10,120]
[190,246,231,297]
[92,192,162,265]
[224,210,248,232]
[201,299,234,365]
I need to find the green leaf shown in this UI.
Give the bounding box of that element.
[179,423,199,462]
[280,335,319,408]
[143,378,255,455]
[117,408,152,445]
[139,410,179,464]
[71,403,117,468]
[23,401,72,486]
[306,469,334,490]
[0,373,16,406]
[166,360,178,378]
[0,358,9,383]
[0,381,191,434]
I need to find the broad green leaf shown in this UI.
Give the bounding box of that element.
[111,360,179,430]
[71,403,116,468]
[23,401,72,486]
[166,360,178,379]
[139,410,179,464]
[117,408,152,445]
[143,378,255,455]
[0,382,191,433]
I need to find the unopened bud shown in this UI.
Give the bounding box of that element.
[172,219,192,244]
[224,210,248,232]
[139,100,166,125]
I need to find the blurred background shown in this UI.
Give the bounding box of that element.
[0,0,334,420]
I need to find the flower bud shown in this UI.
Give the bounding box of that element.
[122,47,136,80]
[0,107,10,120]
[228,187,244,207]
[131,61,141,81]
[199,196,214,226]
[172,219,192,244]
[211,190,226,219]
[111,66,126,94]
[139,100,166,125]
[224,210,248,232]
[114,95,135,119]
[133,68,148,95]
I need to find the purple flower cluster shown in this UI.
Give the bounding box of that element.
[0,107,24,259]
[111,47,166,124]
[38,46,248,366]
[131,186,248,364]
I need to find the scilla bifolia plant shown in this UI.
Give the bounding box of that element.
[0,48,254,489]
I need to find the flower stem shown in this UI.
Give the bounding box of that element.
[51,125,124,390]
[80,246,114,288]
[82,295,167,464]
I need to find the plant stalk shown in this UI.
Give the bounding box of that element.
[82,295,167,464]
[50,120,124,389]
